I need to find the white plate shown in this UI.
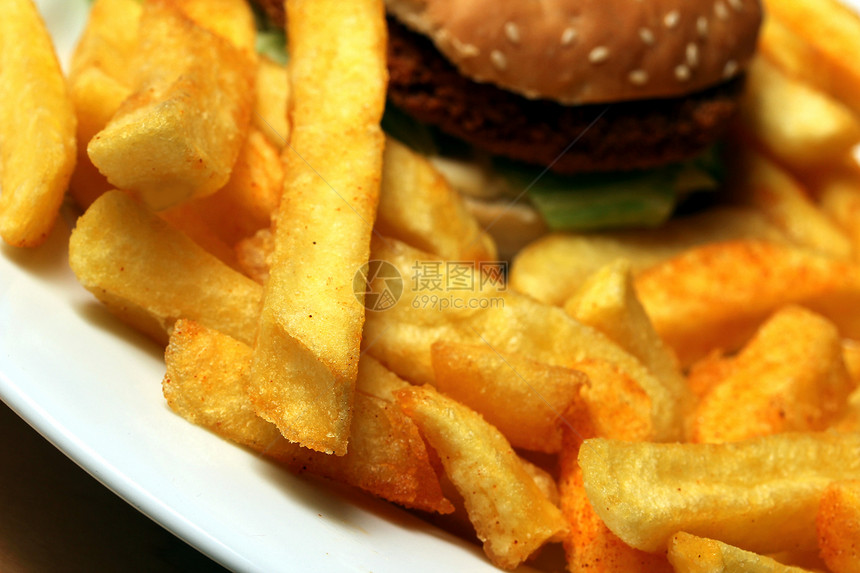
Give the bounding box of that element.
[1,2,496,571]
[5,1,860,571]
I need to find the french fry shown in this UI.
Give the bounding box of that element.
[579,433,860,554]
[635,240,860,366]
[564,259,694,436]
[686,350,734,400]
[396,384,567,570]
[0,0,76,247]
[726,145,853,259]
[365,236,679,441]
[87,0,254,210]
[253,56,290,149]
[430,341,588,453]
[163,320,453,514]
[171,0,256,54]
[736,57,860,172]
[813,164,860,259]
[377,138,498,262]
[763,0,860,117]
[817,480,860,573]
[68,190,262,345]
[692,306,853,443]
[667,532,814,573]
[247,0,387,455]
[510,207,786,306]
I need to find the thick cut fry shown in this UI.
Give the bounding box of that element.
[67,0,140,208]
[172,0,256,53]
[365,236,678,441]
[377,138,497,262]
[253,56,290,149]
[668,532,814,573]
[817,480,860,573]
[579,433,860,554]
[0,0,76,247]
[88,0,254,210]
[737,57,860,171]
[727,146,852,259]
[430,341,588,453]
[815,164,860,259]
[693,306,853,443]
[510,207,786,306]
[69,191,262,346]
[564,259,693,437]
[763,0,860,117]
[396,385,567,570]
[636,240,860,366]
[162,320,452,513]
[248,0,387,455]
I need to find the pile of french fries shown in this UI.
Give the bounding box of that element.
[4,0,860,570]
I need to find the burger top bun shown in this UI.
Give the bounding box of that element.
[385,0,763,105]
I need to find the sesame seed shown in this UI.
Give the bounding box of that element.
[628,69,649,85]
[728,0,743,10]
[697,16,709,38]
[588,46,610,64]
[451,37,479,57]
[639,27,655,45]
[504,22,520,44]
[561,27,577,46]
[723,59,739,78]
[686,43,699,67]
[675,64,691,81]
[490,49,507,70]
[714,1,729,20]
[664,10,680,28]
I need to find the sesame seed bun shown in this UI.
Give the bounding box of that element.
[385,0,763,104]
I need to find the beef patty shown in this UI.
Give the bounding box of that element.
[386,18,743,174]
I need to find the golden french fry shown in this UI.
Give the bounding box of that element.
[163,320,453,514]
[686,350,734,400]
[763,0,860,117]
[235,227,274,285]
[510,207,786,306]
[727,145,853,258]
[692,306,853,443]
[67,0,140,208]
[636,240,860,366]
[172,0,256,53]
[69,190,262,345]
[737,57,860,171]
[248,0,387,455]
[817,480,860,573]
[0,0,77,247]
[564,258,694,436]
[668,532,814,573]
[365,236,679,441]
[396,384,567,570]
[253,56,290,149]
[88,0,254,210]
[430,341,587,453]
[814,163,860,259]
[158,202,242,270]
[377,138,498,262]
[579,433,860,554]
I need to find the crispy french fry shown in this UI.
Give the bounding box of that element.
[763,0,860,117]
[737,57,860,171]
[0,0,76,247]
[817,480,860,573]
[564,259,694,437]
[163,320,452,513]
[377,138,498,262]
[813,163,860,259]
[68,190,262,345]
[247,0,387,455]
[253,56,290,149]
[365,236,679,441]
[692,306,853,443]
[579,433,860,554]
[635,240,860,366]
[668,532,814,573]
[726,145,853,258]
[88,0,254,210]
[172,0,256,53]
[430,341,587,453]
[396,384,567,570]
[510,207,786,306]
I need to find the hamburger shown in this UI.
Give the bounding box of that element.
[255,0,764,254]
